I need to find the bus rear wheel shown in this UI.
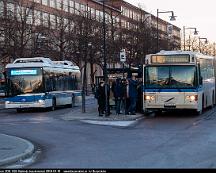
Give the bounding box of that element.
[49,99,56,111]
[66,96,75,108]
[211,94,214,108]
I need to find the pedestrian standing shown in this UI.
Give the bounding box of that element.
[127,75,138,115]
[96,80,106,116]
[122,78,130,115]
[113,78,123,115]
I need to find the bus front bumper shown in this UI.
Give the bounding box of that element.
[144,103,199,111]
[5,101,46,109]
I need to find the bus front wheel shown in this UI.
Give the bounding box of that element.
[49,99,56,111]
[195,109,202,116]
[195,98,203,115]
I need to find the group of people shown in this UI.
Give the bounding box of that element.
[95,76,141,117]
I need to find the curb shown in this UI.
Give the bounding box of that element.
[80,119,137,127]
[61,113,144,122]
[0,134,34,167]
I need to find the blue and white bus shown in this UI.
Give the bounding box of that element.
[0,65,6,97]
[143,50,216,115]
[5,57,81,112]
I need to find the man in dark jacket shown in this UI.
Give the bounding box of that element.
[113,78,123,115]
[127,76,138,115]
[96,81,106,116]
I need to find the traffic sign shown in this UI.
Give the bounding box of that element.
[120,49,126,62]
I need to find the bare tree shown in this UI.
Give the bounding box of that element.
[7,0,35,58]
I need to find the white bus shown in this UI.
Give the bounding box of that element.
[5,57,81,112]
[143,50,216,115]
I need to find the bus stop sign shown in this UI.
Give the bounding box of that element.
[120,49,126,62]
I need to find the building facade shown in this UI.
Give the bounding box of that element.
[0,0,181,88]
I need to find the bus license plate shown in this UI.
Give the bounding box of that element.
[20,104,30,108]
[164,104,176,109]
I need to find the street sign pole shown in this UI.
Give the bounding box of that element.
[120,49,126,78]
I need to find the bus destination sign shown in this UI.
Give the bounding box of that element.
[151,55,190,64]
[11,69,37,76]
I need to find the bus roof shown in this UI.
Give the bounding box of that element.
[53,61,80,71]
[145,50,215,65]
[6,57,53,68]
[5,57,80,71]
[155,50,213,58]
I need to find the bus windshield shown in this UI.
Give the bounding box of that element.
[145,65,197,88]
[7,68,43,95]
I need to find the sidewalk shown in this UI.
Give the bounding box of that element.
[0,134,34,168]
[60,95,144,126]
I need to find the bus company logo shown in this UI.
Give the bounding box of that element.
[21,98,26,102]
[165,97,175,103]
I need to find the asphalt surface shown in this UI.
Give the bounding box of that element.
[0,96,144,168]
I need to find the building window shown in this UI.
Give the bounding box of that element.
[50,14,56,28]
[115,17,120,27]
[123,8,129,18]
[99,11,103,22]
[74,2,80,14]
[34,10,41,26]
[50,0,56,8]
[95,10,100,21]
[0,26,4,43]
[70,20,74,30]
[7,3,15,16]
[69,0,74,13]
[80,4,85,14]
[42,12,49,27]
[90,8,95,19]
[105,13,110,24]
[63,0,69,12]
[42,0,48,6]
[26,8,33,24]
[129,10,132,18]
[56,0,62,10]
[0,1,4,16]
[121,19,126,28]
[34,0,41,4]
[64,18,69,31]
[16,6,26,21]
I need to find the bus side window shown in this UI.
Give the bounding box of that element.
[198,64,203,86]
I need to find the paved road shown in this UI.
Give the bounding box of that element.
[1,104,216,168]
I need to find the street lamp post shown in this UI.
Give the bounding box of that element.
[199,37,208,53]
[98,0,109,116]
[183,26,198,51]
[214,42,216,57]
[157,9,176,52]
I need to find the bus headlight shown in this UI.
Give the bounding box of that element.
[186,95,198,101]
[38,100,44,104]
[145,95,155,101]
[5,101,10,104]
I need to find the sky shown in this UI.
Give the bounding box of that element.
[125,0,216,43]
